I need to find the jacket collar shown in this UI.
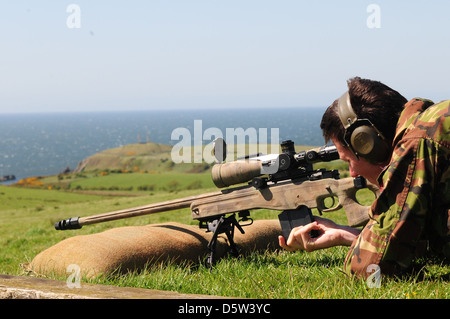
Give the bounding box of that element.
[392,98,435,147]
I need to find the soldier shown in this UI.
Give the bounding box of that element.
[279,77,450,278]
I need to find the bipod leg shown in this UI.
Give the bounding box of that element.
[224,223,239,258]
[205,216,225,267]
[203,214,245,268]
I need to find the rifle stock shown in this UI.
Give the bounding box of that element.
[191,175,379,227]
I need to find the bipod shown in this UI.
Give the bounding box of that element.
[199,211,253,267]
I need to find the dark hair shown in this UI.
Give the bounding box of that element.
[320,77,408,146]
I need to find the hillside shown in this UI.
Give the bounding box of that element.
[74,142,202,174]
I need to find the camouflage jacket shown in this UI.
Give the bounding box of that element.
[343,98,450,278]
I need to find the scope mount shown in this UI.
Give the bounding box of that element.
[250,167,340,190]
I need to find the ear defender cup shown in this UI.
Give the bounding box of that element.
[337,91,390,164]
[349,124,390,164]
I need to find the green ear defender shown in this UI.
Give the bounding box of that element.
[337,92,390,164]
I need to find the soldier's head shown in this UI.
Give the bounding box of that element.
[320,77,407,165]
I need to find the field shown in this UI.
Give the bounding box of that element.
[0,144,448,299]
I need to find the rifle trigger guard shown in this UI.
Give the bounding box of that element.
[316,186,341,213]
[238,210,253,227]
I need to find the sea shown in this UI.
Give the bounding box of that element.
[0,107,327,184]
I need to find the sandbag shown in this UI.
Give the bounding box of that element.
[28,220,281,279]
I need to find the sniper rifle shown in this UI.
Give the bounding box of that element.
[55,139,380,266]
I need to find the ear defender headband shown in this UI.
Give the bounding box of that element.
[337,91,390,164]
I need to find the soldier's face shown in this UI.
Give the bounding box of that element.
[331,137,383,185]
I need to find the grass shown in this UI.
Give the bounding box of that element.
[0,145,448,299]
[93,249,448,299]
[65,171,215,192]
[0,184,110,210]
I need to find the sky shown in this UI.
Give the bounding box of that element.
[0,0,449,113]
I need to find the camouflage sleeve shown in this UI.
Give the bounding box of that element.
[343,137,447,278]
